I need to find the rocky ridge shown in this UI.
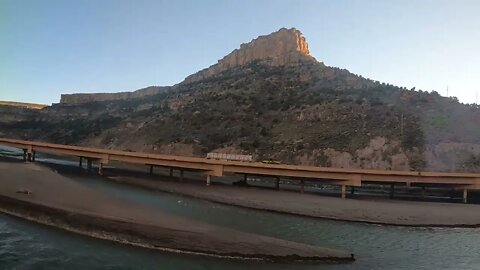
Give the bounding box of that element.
[60,86,167,105]
[184,28,315,83]
[0,101,47,110]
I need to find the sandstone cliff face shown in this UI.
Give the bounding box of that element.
[183,28,315,83]
[60,86,168,104]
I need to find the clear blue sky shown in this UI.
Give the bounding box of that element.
[1,0,479,105]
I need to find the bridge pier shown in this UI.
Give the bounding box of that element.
[243,174,248,184]
[22,149,33,162]
[149,165,154,175]
[179,169,184,181]
[275,176,280,190]
[206,174,211,186]
[32,151,36,162]
[79,157,83,168]
[341,185,346,199]
[98,162,104,175]
[169,167,173,177]
[300,179,305,194]
[389,183,395,199]
[463,189,468,203]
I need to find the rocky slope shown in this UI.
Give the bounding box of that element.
[1,28,480,172]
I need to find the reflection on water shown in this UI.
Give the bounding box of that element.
[1,146,480,270]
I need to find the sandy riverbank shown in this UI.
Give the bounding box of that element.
[106,173,480,227]
[0,160,353,262]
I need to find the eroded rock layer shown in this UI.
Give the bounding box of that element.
[184,28,315,83]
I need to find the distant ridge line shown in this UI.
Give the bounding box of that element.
[0,101,48,110]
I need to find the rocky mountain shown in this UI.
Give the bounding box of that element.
[1,28,480,172]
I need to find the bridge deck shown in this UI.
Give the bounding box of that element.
[1,138,479,201]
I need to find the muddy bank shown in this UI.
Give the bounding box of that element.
[0,161,353,262]
[107,174,480,227]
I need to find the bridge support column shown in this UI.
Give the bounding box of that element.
[169,168,173,177]
[87,159,92,172]
[149,165,154,175]
[79,157,83,168]
[179,170,184,182]
[341,185,346,199]
[27,152,32,162]
[22,149,27,162]
[98,162,103,175]
[32,151,36,162]
[421,187,426,199]
[275,177,280,190]
[206,174,211,186]
[243,174,248,184]
[463,189,468,204]
[389,183,395,199]
[300,180,305,194]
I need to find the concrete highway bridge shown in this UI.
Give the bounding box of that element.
[1,138,480,203]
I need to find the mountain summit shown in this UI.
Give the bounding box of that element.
[184,28,315,83]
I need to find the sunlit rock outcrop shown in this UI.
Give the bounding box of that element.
[183,28,315,83]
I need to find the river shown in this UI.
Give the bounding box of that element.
[1,147,479,269]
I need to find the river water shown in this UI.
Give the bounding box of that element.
[1,147,480,269]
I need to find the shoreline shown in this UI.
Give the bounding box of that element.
[0,161,354,263]
[104,173,480,228]
[0,196,347,262]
